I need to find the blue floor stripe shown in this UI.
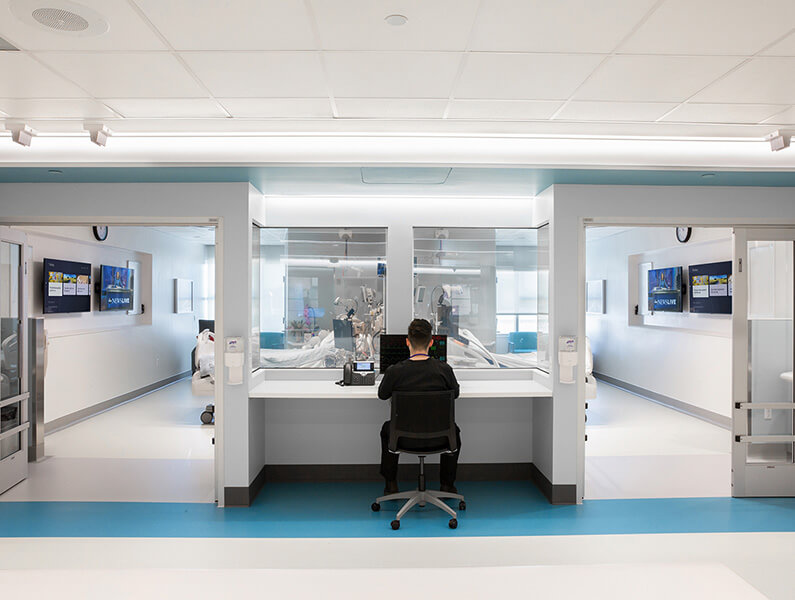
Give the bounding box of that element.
[0,482,793,538]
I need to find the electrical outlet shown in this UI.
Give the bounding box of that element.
[764,408,772,420]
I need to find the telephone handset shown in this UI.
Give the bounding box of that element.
[339,360,376,386]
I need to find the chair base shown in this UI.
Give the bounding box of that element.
[376,488,464,521]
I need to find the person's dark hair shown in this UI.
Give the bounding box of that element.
[407,318,433,349]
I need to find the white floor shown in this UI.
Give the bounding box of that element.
[1,533,792,600]
[0,379,215,502]
[585,381,732,499]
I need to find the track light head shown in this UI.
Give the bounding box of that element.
[84,123,112,147]
[5,122,35,147]
[766,129,792,152]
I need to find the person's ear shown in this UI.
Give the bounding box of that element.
[406,338,411,349]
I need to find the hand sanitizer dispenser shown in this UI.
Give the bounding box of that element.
[225,336,245,385]
[558,336,577,384]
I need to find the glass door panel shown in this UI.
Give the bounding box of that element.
[733,230,795,497]
[0,236,26,495]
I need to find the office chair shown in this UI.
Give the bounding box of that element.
[371,390,466,530]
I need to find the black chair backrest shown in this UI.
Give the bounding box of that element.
[389,390,456,454]
[199,319,215,334]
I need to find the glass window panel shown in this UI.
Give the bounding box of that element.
[259,228,386,368]
[413,227,542,369]
[0,433,20,460]
[1,241,21,400]
[746,240,793,465]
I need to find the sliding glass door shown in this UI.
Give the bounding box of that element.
[732,228,795,497]
[0,230,27,495]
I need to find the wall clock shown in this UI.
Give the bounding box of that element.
[676,226,691,243]
[93,225,108,241]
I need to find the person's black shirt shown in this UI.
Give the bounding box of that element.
[377,358,459,400]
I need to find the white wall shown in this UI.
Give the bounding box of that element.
[586,227,733,418]
[18,226,208,423]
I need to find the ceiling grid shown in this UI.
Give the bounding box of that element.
[0,0,792,138]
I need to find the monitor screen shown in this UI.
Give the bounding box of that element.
[43,258,92,314]
[332,318,355,351]
[648,266,683,313]
[379,334,447,373]
[100,264,134,311]
[689,261,732,314]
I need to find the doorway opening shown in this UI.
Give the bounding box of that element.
[584,225,733,499]
[0,224,218,503]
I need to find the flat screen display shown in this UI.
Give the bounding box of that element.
[100,264,134,311]
[43,258,91,314]
[648,266,683,313]
[379,334,447,373]
[689,261,732,314]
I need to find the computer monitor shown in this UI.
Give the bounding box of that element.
[333,318,355,352]
[378,334,447,373]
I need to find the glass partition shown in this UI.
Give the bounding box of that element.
[257,227,387,368]
[413,227,544,369]
[1,241,21,460]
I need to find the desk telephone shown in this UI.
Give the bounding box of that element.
[339,360,376,386]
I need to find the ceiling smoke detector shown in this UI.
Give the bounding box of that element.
[10,0,109,37]
[384,14,408,26]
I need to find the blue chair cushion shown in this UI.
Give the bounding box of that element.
[508,331,537,353]
[260,331,285,349]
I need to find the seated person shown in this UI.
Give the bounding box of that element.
[378,318,461,495]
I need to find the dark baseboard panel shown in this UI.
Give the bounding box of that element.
[225,462,576,507]
[225,464,268,507]
[529,463,577,505]
[594,372,731,430]
[45,371,191,434]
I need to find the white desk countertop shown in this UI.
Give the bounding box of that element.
[249,378,551,399]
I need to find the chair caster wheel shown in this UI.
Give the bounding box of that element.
[458,500,466,511]
[371,502,380,512]
[449,518,458,529]
[200,411,214,425]
[391,520,400,530]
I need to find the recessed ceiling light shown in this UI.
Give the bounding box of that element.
[701,173,716,178]
[385,14,407,26]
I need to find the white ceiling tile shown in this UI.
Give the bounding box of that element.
[102,98,226,118]
[310,0,479,51]
[661,103,788,124]
[761,31,795,56]
[0,0,166,51]
[620,0,795,55]
[447,100,561,120]
[35,53,206,97]
[335,99,447,119]
[0,53,87,97]
[220,98,332,118]
[182,52,327,97]
[470,0,658,53]
[133,0,315,50]
[692,58,795,104]
[761,107,795,124]
[555,101,676,121]
[324,52,461,98]
[455,53,604,100]
[0,98,116,118]
[573,55,742,102]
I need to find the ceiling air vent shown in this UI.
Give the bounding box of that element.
[0,37,20,51]
[9,0,109,37]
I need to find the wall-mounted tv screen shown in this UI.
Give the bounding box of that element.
[648,266,683,312]
[43,258,91,314]
[100,265,134,311]
[689,261,732,314]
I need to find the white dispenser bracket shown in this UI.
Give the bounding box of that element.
[558,336,577,384]
[225,336,245,385]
